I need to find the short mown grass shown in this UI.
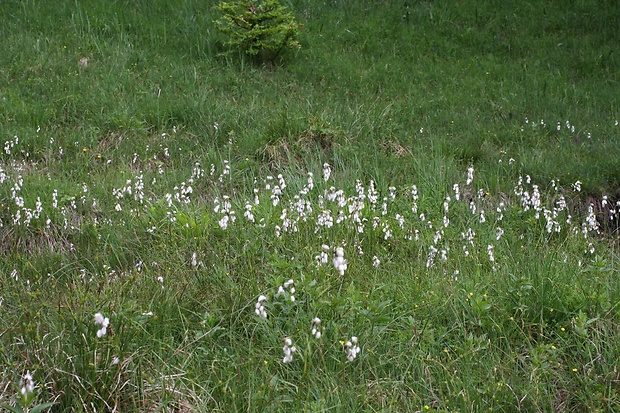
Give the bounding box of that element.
[1,0,619,412]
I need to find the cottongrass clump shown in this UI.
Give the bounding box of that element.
[332,247,348,275]
[94,312,110,337]
[344,336,360,362]
[282,337,297,363]
[315,244,332,267]
[372,255,380,268]
[255,295,268,318]
[277,279,296,302]
[20,371,35,399]
[311,317,322,339]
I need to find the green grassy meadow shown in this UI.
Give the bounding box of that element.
[1,0,619,411]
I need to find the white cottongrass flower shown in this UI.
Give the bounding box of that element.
[583,204,599,235]
[316,245,332,266]
[323,163,332,182]
[94,312,110,337]
[388,186,396,202]
[372,255,380,268]
[382,222,392,240]
[244,203,255,222]
[276,279,296,302]
[270,185,282,206]
[20,371,35,396]
[496,227,504,241]
[218,214,231,229]
[426,245,438,268]
[314,207,334,231]
[466,166,474,185]
[284,279,295,302]
[255,295,268,318]
[311,317,322,339]
[395,213,405,229]
[344,336,360,361]
[282,337,297,363]
[215,196,236,229]
[306,172,314,191]
[433,229,443,245]
[333,247,348,275]
[487,244,495,263]
[453,183,460,200]
[316,250,330,266]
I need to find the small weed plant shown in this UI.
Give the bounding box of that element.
[1,371,55,413]
[215,0,301,64]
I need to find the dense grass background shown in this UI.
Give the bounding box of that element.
[1,0,619,412]
[2,0,619,190]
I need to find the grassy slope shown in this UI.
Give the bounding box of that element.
[0,0,619,412]
[1,0,619,189]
